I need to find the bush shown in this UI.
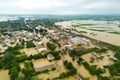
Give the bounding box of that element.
[16,55,28,62]
[114,49,120,60]
[82,62,105,75]
[26,40,36,48]
[46,42,56,51]
[97,75,110,80]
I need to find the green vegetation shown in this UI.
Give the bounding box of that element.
[82,61,105,75]
[84,77,90,80]
[114,49,120,60]
[46,42,56,51]
[47,51,61,60]
[77,57,84,65]
[0,52,16,69]
[41,67,56,74]
[30,76,43,80]
[53,60,77,79]
[69,47,107,57]
[87,29,107,32]
[103,43,120,51]
[17,53,47,63]
[0,42,44,80]
[108,31,120,35]
[1,16,120,80]
[98,42,120,61]
[51,39,61,47]
[22,61,35,80]
[108,61,120,76]
[14,43,24,50]
[97,75,110,80]
[26,40,36,48]
[72,24,94,27]
[8,62,21,80]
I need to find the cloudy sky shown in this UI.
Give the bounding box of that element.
[0,0,120,15]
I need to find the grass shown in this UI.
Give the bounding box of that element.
[87,29,108,32]
[72,23,120,34]
[108,31,120,35]
[72,24,94,27]
[30,76,43,80]
[72,24,108,32]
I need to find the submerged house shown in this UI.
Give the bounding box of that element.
[73,47,85,52]
[36,45,47,53]
[76,73,84,80]
[47,54,55,61]
[35,64,55,72]
[2,43,7,47]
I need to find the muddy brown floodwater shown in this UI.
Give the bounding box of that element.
[0,70,9,80]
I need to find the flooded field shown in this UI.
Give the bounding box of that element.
[32,58,68,80]
[81,50,114,68]
[0,70,9,80]
[55,21,120,46]
[81,50,115,77]
[76,28,120,46]
[32,54,95,80]
[65,54,97,80]
[20,48,38,56]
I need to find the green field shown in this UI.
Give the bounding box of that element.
[87,29,108,32]
[72,23,120,35]
[108,31,120,35]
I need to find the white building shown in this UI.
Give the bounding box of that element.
[47,54,55,61]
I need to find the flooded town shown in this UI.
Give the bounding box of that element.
[0,0,120,80]
[0,15,120,80]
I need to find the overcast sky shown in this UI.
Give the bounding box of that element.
[0,0,120,15]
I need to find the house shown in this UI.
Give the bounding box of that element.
[73,47,84,52]
[10,38,16,43]
[47,54,55,61]
[2,43,8,50]
[90,54,96,61]
[36,45,47,52]
[35,64,55,72]
[2,43,7,47]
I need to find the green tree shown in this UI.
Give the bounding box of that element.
[46,42,56,51]
[26,40,36,48]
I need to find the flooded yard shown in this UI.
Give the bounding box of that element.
[64,54,97,80]
[0,70,9,80]
[20,48,39,56]
[55,21,120,46]
[78,28,120,46]
[82,51,114,67]
[81,50,114,77]
[32,58,68,80]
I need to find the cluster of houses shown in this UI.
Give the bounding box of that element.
[0,34,9,52]
[0,30,42,52]
[48,30,90,50]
